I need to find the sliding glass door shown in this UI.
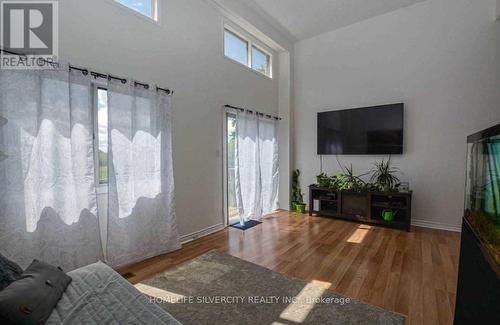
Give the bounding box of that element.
[226,113,239,225]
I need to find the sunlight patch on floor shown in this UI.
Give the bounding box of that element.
[279,283,326,323]
[135,283,185,303]
[347,225,372,243]
[310,279,331,289]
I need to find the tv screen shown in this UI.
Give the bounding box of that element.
[317,103,404,155]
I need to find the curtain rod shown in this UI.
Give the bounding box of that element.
[224,104,282,120]
[0,48,173,95]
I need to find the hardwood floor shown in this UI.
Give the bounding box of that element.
[118,210,461,325]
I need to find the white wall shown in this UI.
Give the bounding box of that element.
[278,52,292,209]
[59,0,291,239]
[497,0,500,19]
[294,0,500,231]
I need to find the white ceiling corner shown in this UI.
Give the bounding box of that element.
[248,0,427,41]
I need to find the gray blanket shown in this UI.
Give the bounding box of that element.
[46,261,180,325]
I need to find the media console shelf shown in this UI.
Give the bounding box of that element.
[308,185,412,231]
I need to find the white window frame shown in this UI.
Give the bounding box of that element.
[223,24,273,79]
[222,109,239,227]
[112,0,160,23]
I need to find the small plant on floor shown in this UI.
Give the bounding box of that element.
[371,157,400,192]
[292,169,306,213]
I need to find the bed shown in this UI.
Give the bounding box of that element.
[45,261,180,325]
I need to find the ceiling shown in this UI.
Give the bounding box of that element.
[249,0,426,41]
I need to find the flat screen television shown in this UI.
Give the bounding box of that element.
[317,103,404,155]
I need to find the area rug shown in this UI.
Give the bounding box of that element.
[138,250,405,325]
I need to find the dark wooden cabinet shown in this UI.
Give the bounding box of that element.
[308,185,412,231]
[454,218,499,325]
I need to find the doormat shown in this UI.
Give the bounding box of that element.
[229,220,262,230]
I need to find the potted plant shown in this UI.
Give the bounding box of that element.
[370,158,400,192]
[292,169,306,213]
[316,173,331,188]
[295,202,306,213]
[317,173,341,191]
[338,164,368,192]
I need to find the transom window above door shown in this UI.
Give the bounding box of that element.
[223,27,273,78]
[115,0,158,21]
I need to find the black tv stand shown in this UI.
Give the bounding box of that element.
[308,185,412,231]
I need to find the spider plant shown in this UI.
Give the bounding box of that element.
[338,164,368,192]
[370,158,400,191]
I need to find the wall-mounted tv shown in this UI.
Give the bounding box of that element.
[317,103,404,155]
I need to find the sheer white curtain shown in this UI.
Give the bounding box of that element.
[0,65,103,271]
[258,116,279,214]
[106,79,180,267]
[235,111,279,225]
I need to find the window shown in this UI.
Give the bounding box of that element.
[226,113,238,225]
[251,46,270,76]
[223,27,272,78]
[115,0,158,21]
[96,88,108,184]
[224,29,248,66]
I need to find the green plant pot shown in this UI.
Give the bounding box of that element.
[291,202,298,211]
[382,209,395,221]
[296,203,306,214]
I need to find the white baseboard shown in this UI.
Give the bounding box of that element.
[180,223,225,244]
[411,219,462,232]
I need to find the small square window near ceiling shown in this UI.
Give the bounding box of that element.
[115,0,158,21]
[223,27,272,78]
[224,29,248,66]
[251,46,270,76]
